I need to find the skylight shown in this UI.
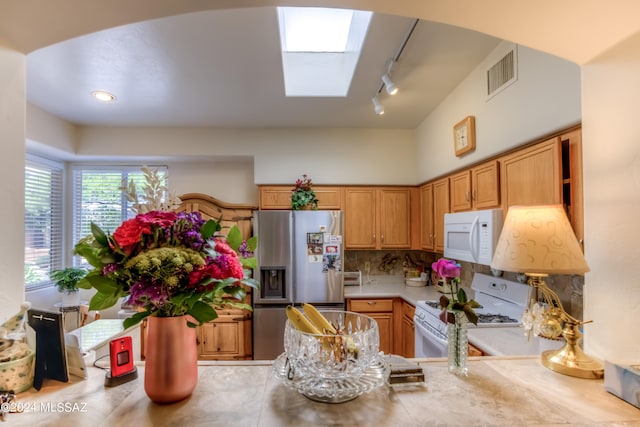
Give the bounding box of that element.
[277,7,372,97]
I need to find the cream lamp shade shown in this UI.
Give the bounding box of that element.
[491,205,589,275]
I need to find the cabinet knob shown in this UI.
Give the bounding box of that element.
[465,191,469,201]
[367,301,376,305]
[381,234,384,243]
[472,189,477,200]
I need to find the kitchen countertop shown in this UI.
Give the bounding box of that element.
[9,357,639,426]
[345,276,563,357]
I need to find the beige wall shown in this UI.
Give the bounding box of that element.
[582,30,640,363]
[416,41,581,182]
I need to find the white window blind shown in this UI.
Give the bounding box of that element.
[25,155,64,289]
[71,166,167,266]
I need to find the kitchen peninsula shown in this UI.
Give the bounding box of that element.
[9,357,639,426]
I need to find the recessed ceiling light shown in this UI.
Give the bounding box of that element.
[91,91,116,102]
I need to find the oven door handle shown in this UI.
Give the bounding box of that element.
[414,318,448,345]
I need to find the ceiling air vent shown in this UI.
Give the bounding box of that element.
[486,45,518,100]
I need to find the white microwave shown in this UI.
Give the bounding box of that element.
[443,208,503,266]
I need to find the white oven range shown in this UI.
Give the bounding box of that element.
[414,273,530,358]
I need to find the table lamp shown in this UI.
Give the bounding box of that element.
[491,204,604,379]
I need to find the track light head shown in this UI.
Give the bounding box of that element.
[372,96,384,115]
[381,74,398,95]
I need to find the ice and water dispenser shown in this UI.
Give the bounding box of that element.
[259,267,287,300]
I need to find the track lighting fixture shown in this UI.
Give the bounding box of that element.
[372,96,384,115]
[369,19,419,115]
[381,74,398,95]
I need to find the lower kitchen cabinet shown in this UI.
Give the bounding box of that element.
[197,308,252,360]
[346,298,394,355]
[401,301,415,358]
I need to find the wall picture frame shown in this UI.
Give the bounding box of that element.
[453,115,476,156]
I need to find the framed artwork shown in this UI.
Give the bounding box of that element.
[453,115,476,156]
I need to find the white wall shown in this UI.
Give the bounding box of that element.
[416,42,581,182]
[0,42,26,321]
[582,30,640,363]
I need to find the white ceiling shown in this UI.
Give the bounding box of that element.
[25,7,500,129]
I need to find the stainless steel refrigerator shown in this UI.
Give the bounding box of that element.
[252,210,344,360]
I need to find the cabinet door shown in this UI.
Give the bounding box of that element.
[259,185,343,210]
[420,183,434,251]
[198,314,248,360]
[450,171,472,212]
[259,186,292,210]
[501,137,561,209]
[344,188,377,249]
[472,161,500,209]
[433,178,450,252]
[379,188,411,249]
[402,302,415,358]
[368,312,393,355]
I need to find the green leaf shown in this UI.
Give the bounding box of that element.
[85,274,120,294]
[76,276,93,290]
[241,258,257,269]
[123,310,150,329]
[88,291,122,311]
[226,225,243,251]
[200,218,222,240]
[74,244,102,268]
[91,222,109,246]
[188,301,219,325]
[457,288,468,303]
[245,235,258,252]
[463,304,478,325]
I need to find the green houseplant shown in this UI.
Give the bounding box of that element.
[291,174,319,210]
[50,267,87,306]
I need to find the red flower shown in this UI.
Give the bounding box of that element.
[113,217,152,255]
[138,211,177,227]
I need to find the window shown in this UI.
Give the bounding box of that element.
[277,7,373,97]
[25,155,64,289]
[71,166,167,266]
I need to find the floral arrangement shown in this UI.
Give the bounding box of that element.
[431,258,479,325]
[74,210,258,329]
[291,174,319,210]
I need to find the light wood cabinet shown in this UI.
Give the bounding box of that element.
[401,301,415,358]
[258,185,342,210]
[450,161,500,212]
[500,137,562,209]
[347,298,394,354]
[560,128,584,248]
[468,342,485,357]
[197,308,252,360]
[420,183,435,251]
[432,178,450,252]
[344,187,412,250]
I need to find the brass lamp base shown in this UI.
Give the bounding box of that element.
[540,323,604,379]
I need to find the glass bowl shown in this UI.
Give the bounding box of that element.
[275,310,388,403]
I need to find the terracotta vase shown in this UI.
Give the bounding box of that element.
[144,315,198,404]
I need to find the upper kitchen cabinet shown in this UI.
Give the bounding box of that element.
[500,137,562,209]
[432,178,450,252]
[258,185,342,210]
[449,161,500,212]
[344,187,412,250]
[560,128,584,247]
[420,183,435,251]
